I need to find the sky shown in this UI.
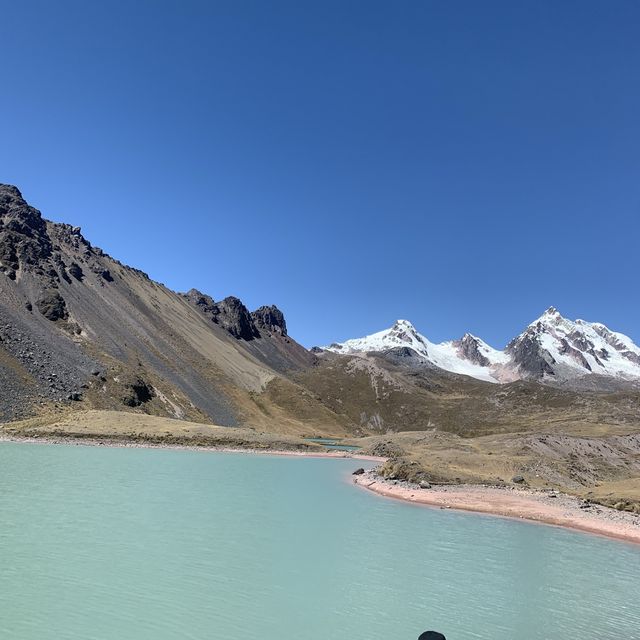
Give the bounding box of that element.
[1,0,639,348]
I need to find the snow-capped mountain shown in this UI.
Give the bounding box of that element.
[507,307,640,383]
[323,309,640,386]
[324,319,511,383]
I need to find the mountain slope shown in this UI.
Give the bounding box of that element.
[0,184,318,425]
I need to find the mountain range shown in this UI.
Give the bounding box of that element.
[1,183,639,440]
[322,310,640,389]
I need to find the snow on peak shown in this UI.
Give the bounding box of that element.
[323,320,507,383]
[325,319,430,359]
[511,309,640,380]
[529,306,566,328]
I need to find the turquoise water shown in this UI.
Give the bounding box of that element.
[1,443,639,640]
[305,437,361,451]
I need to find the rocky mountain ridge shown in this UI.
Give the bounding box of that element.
[0,184,314,424]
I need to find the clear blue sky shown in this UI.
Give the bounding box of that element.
[2,0,639,348]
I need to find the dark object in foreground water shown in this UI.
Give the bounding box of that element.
[419,632,446,640]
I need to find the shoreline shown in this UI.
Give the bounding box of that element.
[3,432,639,546]
[0,432,385,462]
[353,470,640,546]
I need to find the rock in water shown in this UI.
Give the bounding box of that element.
[352,467,365,475]
[418,632,446,640]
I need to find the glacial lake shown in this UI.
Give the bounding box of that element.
[1,442,639,640]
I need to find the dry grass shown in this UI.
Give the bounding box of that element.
[0,409,322,452]
[355,428,640,509]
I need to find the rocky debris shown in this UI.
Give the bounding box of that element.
[613,500,640,514]
[36,290,68,321]
[512,475,526,484]
[352,467,365,475]
[0,310,97,420]
[379,458,433,484]
[251,305,287,336]
[68,262,84,281]
[117,374,155,407]
[368,440,405,459]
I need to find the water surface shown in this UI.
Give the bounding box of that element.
[1,442,639,640]
[304,437,361,451]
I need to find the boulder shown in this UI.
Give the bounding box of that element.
[36,290,68,321]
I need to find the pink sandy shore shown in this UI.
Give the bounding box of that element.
[353,471,640,545]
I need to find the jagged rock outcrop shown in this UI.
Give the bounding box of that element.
[182,290,259,340]
[184,288,216,311]
[212,296,260,340]
[182,289,316,373]
[184,291,288,342]
[0,185,52,280]
[251,305,287,336]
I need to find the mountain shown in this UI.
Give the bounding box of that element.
[0,184,324,427]
[507,307,640,388]
[322,309,640,388]
[324,319,511,383]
